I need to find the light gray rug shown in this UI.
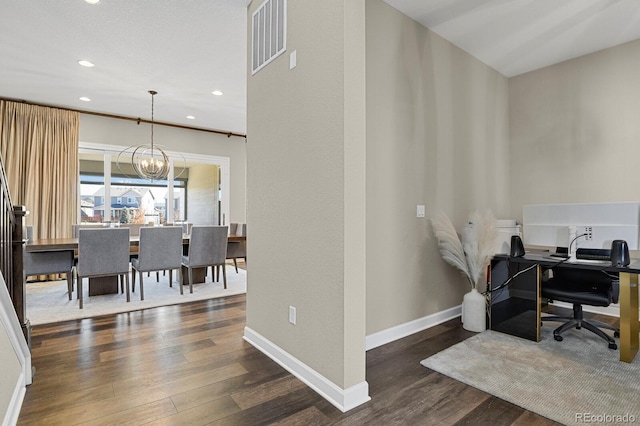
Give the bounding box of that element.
[26,266,246,325]
[421,328,640,425]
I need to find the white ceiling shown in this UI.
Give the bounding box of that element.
[384,0,640,77]
[2,1,640,136]
[0,0,249,135]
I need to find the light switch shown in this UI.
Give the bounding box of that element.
[290,50,297,69]
[417,205,425,218]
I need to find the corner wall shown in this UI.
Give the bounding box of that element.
[245,0,369,411]
[365,0,510,337]
[509,38,640,216]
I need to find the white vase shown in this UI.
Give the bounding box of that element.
[462,288,486,332]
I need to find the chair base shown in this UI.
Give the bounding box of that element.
[542,303,619,350]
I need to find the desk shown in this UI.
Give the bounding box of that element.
[489,253,640,363]
[26,234,246,295]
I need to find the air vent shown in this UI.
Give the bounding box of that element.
[251,0,287,75]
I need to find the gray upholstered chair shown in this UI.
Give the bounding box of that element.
[76,228,131,309]
[182,225,228,293]
[131,226,183,299]
[24,226,75,300]
[226,223,246,273]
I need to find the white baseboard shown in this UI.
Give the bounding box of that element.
[0,274,32,426]
[243,327,371,413]
[4,373,27,426]
[365,305,462,351]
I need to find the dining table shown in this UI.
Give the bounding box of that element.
[26,234,246,296]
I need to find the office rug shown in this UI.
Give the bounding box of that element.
[26,266,246,325]
[421,329,640,426]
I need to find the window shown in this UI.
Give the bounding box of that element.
[79,143,229,226]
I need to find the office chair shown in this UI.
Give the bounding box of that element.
[541,268,620,350]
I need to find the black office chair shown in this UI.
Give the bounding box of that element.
[542,268,620,350]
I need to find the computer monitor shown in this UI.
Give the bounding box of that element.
[522,202,640,251]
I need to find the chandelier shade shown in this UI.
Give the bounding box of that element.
[117,90,184,181]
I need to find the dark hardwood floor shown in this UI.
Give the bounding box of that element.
[18,292,569,425]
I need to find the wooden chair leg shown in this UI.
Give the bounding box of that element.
[78,276,83,309]
[156,271,160,282]
[132,269,137,292]
[169,269,173,287]
[222,264,227,289]
[233,258,238,273]
[189,267,193,293]
[67,270,73,301]
[126,273,130,303]
[140,272,145,301]
[178,269,183,295]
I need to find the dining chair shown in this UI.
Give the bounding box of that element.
[182,225,228,293]
[226,223,246,273]
[131,226,183,299]
[76,228,131,309]
[24,226,75,300]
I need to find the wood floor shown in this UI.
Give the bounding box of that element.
[17,295,570,425]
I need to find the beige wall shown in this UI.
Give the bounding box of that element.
[509,38,640,218]
[246,0,366,389]
[365,0,511,335]
[187,164,220,225]
[79,113,247,224]
[0,321,21,420]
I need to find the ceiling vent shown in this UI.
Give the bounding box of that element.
[251,0,287,75]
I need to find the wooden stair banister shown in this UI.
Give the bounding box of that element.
[0,151,30,344]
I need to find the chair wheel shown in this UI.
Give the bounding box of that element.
[554,335,563,342]
[614,331,620,338]
[609,343,617,350]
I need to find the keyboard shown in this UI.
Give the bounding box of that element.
[576,248,611,261]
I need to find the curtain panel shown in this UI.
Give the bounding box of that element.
[0,100,79,240]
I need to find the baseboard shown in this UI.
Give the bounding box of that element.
[365,304,462,351]
[243,327,371,412]
[3,372,27,426]
[0,275,32,426]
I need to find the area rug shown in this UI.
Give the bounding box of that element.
[26,267,246,325]
[421,328,640,425]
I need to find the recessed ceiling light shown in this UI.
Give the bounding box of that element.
[85,0,100,4]
[212,90,223,96]
[79,97,91,102]
[186,115,195,120]
[78,60,95,67]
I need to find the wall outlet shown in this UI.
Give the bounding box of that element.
[289,306,297,325]
[417,205,425,218]
[580,226,593,241]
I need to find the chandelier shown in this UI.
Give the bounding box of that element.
[117,90,183,181]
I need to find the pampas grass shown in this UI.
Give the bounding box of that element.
[431,212,474,288]
[432,211,497,290]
